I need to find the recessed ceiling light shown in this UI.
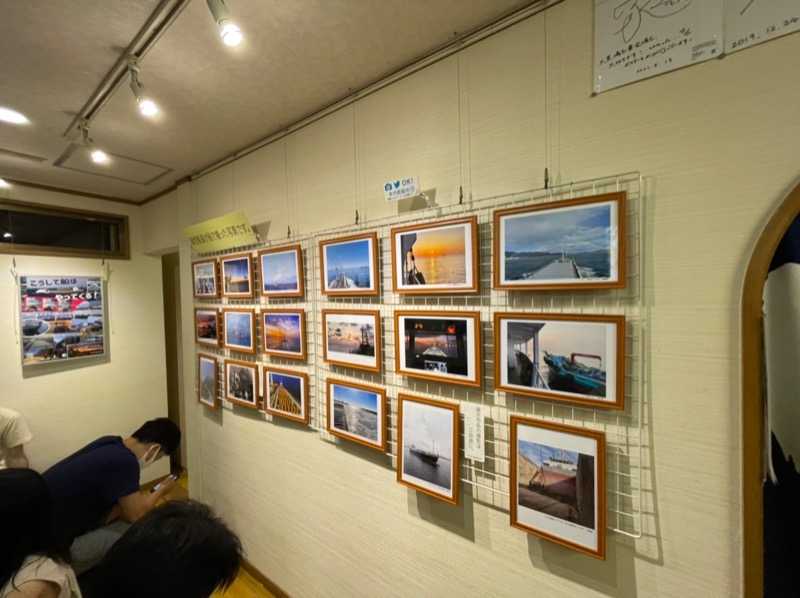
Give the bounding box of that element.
[0,107,29,125]
[0,178,9,187]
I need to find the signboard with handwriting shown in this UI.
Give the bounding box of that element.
[594,0,723,93]
[183,210,258,254]
[726,0,800,54]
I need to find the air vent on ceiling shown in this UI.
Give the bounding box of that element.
[0,148,48,163]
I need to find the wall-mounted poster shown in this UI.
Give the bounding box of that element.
[192,259,218,299]
[258,245,304,298]
[263,366,308,424]
[197,354,218,409]
[224,358,259,410]
[220,253,254,299]
[394,311,481,387]
[390,216,479,294]
[397,394,459,505]
[223,309,256,354]
[262,310,306,360]
[20,276,105,366]
[319,232,379,296]
[493,192,626,291]
[510,416,606,560]
[494,313,625,410]
[195,309,219,347]
[326,379,386,451]
[322,309,381,372]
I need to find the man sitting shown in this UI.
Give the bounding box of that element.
[43,417,180,575]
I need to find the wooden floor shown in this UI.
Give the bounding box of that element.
[165,472,277,598]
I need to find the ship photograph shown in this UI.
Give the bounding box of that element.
[326,320,375,357]
[517,440,595,530]
[400,398,454,496]
[266,371,305,418]
[323,237,374,291]
[226,363,255,405]
[498,200,619,286]
[402,317,469,377]
[397,224,469,287]
[329,383,381,446]
[259,249,300,293]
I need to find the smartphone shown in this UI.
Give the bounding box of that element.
[150,473,179,493]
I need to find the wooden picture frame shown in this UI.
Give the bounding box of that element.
[223,308,256,354]
[258,245,304,298]
[494,313,625,410]
[197,354,218,409]
[263,365,309,424]
[322,309,381,372]
[194,308,219,347]
[192,258,219,299]
[510,415,606,559]
[319,232,379,296]
[397,394,459,505]
[262,309,306,360]
[326,379,386,451]
[493,192,626,291]
[390,215,479,294]
[394,311,481,387]
[220,252,254,299]
[223,358,259,410]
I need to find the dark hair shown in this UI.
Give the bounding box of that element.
[87,500,242,598]
[0,469,72,590]
[131,418,181,455]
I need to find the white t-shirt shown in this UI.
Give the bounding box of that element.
[0,407,34,469]
[0,555,81,598]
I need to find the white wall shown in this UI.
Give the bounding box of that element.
[0,185,169,483]
[147,1,800,595]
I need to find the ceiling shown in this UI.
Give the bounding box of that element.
[0,0,536,204]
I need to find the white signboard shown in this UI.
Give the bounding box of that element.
[383,175,421,202]
[464,403,485,463]
[594,0,723,93]
[726,0,800,54]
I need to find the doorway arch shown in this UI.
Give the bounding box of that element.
[742,179,800,597]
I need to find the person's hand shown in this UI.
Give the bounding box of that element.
[156,475,177,495]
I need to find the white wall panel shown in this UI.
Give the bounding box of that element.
[142,190,178,255]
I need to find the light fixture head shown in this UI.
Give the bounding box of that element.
[3,232,12,239]
[0,107,29,125]
[128,60,159,117]
[0,177,9,188]
[80,121,109,164]
[206,0,243,46]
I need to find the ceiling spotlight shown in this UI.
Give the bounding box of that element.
[206,0,243,46]
[128,59,159,117]
[0,178,9,188]
[3,232,11,239]
[0,107,29,125]
[80,121,109,164]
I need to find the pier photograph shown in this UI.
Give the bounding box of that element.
[224,359,258,409]
[194,309,219,347]
[259,245,303,297]
[264,367,307,423]
[398,394,459,504]
[327,380,385,450]
[223,309,255,353]
[220,253,254,298]
[198,354,218,409]
[322,310,381,372]
[262,310,305,358]
[192,259,218,298]
[391,216,478,293]
[511,416,605,558]
[495,313,625,409]
[494,193,625,291]
[320,233,378,296]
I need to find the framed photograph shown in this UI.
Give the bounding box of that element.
[394,311,481,387]
[510,415,606,559]
[223,309,256,354]
[397,394,459,505]
[390,215,478,294]
[220,252,254,298]
[493,192,626,291]
[319,232,379,296]
[197,354,218,409]
[224,358,259,409]
[258,245,304,298]
[326,379,386,451]
[322,309,381,372]
[192,259,218,299]
[263,366,308,423]
[494,313,625,410]
[194,309,219,347]
[262,309,306,360]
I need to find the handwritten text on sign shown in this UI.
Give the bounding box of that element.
[726,0,800,53]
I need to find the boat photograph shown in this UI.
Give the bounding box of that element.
[320,233,378,296]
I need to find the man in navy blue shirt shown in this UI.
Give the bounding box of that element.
[43,418,181,574]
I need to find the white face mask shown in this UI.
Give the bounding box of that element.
[138,444,161,470]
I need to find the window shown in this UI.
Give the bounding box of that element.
[0,199,129,259]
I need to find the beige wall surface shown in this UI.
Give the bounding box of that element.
[153,1,800,596]
[0,185,170,483]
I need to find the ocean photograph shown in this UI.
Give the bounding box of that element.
[261,250,300,293]
[199,358,216,404]
[267,371,303,415]
[263,313,303,353]
[225,312,252,349]
[330,384,379,443]
[401,399,454,493]
[399,225,468,286]
[325,238,373,290]
[326,320,375,356]
[222,257,251,293]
